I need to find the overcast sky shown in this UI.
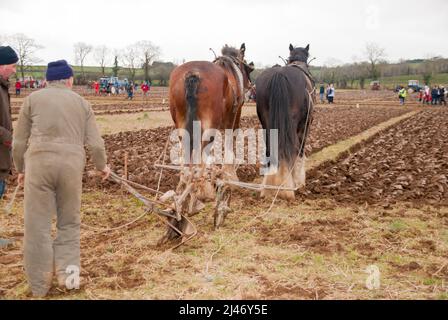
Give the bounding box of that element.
[1,0,447,68]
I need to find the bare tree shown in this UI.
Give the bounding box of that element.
[121,45,139,81]
[365,42,386,80]
[135,40,160,82]
[94,45,109,76]
[74,42,93,82]
[150,61,175,86]
[112,49,121,77]
[8,33,43,80]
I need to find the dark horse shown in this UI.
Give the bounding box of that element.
[255,44,315,200]
[169,44,254,197]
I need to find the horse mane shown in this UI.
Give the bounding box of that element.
[221,45,240,58]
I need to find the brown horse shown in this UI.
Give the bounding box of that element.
[255,44,315,200]
[169,44,254,195]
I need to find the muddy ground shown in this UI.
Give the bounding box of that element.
[300,108,448,206]
[1,90,447,300]
[82,105,411,192]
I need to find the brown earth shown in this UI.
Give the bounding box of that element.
[3,90,447,300]
[300,108,448,206]
[82,106,412,191]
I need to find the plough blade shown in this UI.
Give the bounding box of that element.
[108,172,197,249]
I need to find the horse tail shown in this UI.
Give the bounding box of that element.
[184,73,200,155]
[268,72,295,167]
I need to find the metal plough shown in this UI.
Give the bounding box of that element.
[108,172,197,249]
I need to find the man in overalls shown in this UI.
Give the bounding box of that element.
[13,60,111,297]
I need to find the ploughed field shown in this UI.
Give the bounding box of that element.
[2,89,448,300]
[300,109,448,206]
[83,105,411,192]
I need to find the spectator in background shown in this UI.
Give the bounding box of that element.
[15,79,22,96]
[250,85,256,102]
[439,86,446,106]
[94,81,100,95]
[319,84,325,103]
[398,86,407,105]
[431,85,440,105]
[417,89,423,103]
[141,82,149,99]
[423,85,431,105]
[126,82,134,100]
[327,84,335,104]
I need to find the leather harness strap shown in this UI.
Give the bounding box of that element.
[288,61,317,103]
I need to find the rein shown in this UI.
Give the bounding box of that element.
[213,55,251,129]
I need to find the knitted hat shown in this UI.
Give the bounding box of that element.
[0,46,19,65]
[46,60,73,81]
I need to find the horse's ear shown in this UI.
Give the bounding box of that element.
[240,43,246,53]
[305,44,310,52]
[289,44,294,52]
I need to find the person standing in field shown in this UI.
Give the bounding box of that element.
[15,79,22,96]
[423,85,431,105]
[439,86,447,106]
[0,46,19,249]
[431,85,440,105]
[319,84,325,103]
[417,89,423,103]
[126,81,134,100]
[327,84,335,104]
[398,86,407,105]
[141,82,149,99]
[12,60,111,297]
[94,81,100,95]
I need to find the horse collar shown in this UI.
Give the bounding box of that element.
[289,62,315,87]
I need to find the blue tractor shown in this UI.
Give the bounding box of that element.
[99,76,129,92]
[408,80,422,93]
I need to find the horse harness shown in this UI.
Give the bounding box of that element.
[214,55,250,113]
[288,61,317,103]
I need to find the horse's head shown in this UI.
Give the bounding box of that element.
[288,44,310,64]
[243,61,255,89]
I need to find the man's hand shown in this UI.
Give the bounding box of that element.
[18,173,25,187]
[99,165,111,181]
